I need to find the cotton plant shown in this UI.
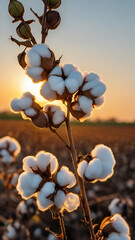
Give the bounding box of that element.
[8,0,131,239]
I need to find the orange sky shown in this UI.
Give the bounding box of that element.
[1,0,135,122]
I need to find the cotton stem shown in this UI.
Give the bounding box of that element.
[65,101,96,240]
[59,212,67,240]
[41,0,48,43]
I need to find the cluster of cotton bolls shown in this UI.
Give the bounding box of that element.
[16,198,37,220]
[98,214,131,240]
[17,151,80,213]
[70,72,106,121]
[0,136,21,164]
[24,43,106,122]
[108,197,133,218]
[26,44,56,82]
[11,92,65,128]
[77,144,115,183]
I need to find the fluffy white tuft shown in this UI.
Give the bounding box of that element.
[57,166,76,188]
[77,160,88,178]
[54,190,66,209]
[26,66,43,82]
[78,95,93,113]
[108,198,123,215]
[112,214,130,235]
[64,193,80,212]
[40,81,57,101]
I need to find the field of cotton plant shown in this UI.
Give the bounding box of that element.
[0,120,135,239]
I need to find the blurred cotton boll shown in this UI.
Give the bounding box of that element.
[77,144,115,183]
[56,166,76,188]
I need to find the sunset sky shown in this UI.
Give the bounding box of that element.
[0,0,135,121]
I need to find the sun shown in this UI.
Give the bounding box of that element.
[21,76,44,103]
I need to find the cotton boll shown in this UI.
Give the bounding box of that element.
[24,108,37,117]
[2,154,14,163]
[112,214,130,235]
[119,234,131,240]
[0,149,10,157]
[85,72,100,82]
[6,225,17,239]
[54,190,66,209]
[77,160,88,178]
[78,95,93,114]
[47,233,57,240]
[41,81,57,101]
[85,158,103,181]
[94,96,104,107]
[65,77,79,94]
[99,161,114,180]
[10,98,22,112]
[17,172,42,199]
[26,49,41,67]
[107,233,121,240]
[26,66,43,82]
[82,80,99,91]
[37,194,53,211]
[108,198,123,215]
[91,81,106,97]
[49,65,62,76]
[40,182,55,197]
[36,151,51,172]
[18,96,33,110]
[64,193,80,212]
[91,144,115,167]
[32,44,51,58]
[57,166,76,188]
[52,109,65,125]
[52,80,65,96]
[69,71,83,86]
[23,156,37,172]
[49,76,65,95]
[63,64,77,76]
[50,156,58,174]
[37,181,55,211]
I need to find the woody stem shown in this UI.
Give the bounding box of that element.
[59,212,67,240]
[41,0,48,43]
[65,100,96,240]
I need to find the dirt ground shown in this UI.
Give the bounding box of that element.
[0,120,135,239]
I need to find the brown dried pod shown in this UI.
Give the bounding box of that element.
[69,101,86,120]
[17,51,27,69]
[16,20,34,40]
[41,49,56,72]
[8,0,24,22]
[46,10,61,30]
[32,111,48,128]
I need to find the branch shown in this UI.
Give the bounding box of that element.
[49,126,70,151]
[59,213,67,240]
[41,0,48,43]
[65,100,96,240]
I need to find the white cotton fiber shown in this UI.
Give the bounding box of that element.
[52,109,65,125]
[0,149,10,157]
[26,66,43,82]
[54,190,66,209]
[6,225,16,239]
[94,96,104,107]
[69,71,83,86]
[65,77,79,94]
[91,81,106,97]
[82,80,99,91]
[32,44,51,58]
[85,158,103,180]
[50,155,58,174]
[18,96,33,110]
[49,76,65,95]
[17,172,42,199]
[40,182,55,197]
[77,160,88,178]
[11,173,19,187]
[64,193,80,212]
[112,214,130,235]
[63,64,77,76]
[78,95,93,113]
[40,81,57,101]
[23,156,37,172]
[91,144,115,167]
[85,72,100,83]
[47,233,57,240]
[108,198,123,215]
[36,151,51,172]
[37,193,53,211]
[57,166,76,188]
[99,161,114,180]
[11,98,22,112]
[26,49,41,67]
[49,66,62,76]
[107,233,121,240]
[24,108,37,117]
[2,154,13,163]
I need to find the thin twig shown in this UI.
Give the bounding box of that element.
[59,212,67,240]
[41,0,48,43]
[65,100,96,240]
[49,126,70,151]
[20,17,37,45]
